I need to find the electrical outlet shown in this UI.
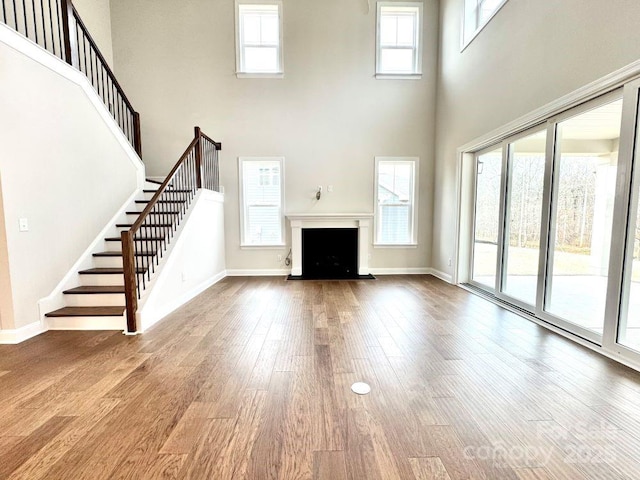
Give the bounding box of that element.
[327,185,333,192]
[181,272,187,282]
[19,218,29,232]
[277,254,283,262]
[448,257,452,266]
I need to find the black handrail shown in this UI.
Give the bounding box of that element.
[121,127,221,332]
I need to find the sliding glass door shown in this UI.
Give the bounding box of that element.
[471,147,503,289]
[544,97,623,337]
[468,92,625,345]
[616,80,640,357]
[500,129,546,307]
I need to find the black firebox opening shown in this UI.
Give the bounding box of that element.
[302,228,358,279]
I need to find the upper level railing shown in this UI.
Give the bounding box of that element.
[1,0,142,156]
[121,127,221,332]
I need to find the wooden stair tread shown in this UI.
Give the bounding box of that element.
[63,286,125,294]
[45,306,125,317]
[135,200,187,204]
[116,223,172,228]
[93,251,156,257]
[105,236,165,242]
[79,267,146,274]
[126,211,181,215]
[143,189,191,193]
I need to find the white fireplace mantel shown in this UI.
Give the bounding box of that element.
[285,213,374,276]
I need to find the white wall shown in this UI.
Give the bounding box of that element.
[73,0,114,67]
[137,190,226,331]
[0,27,141,331]
[433,0,640,277]
[0,179,14,330]
[109,0,438,272]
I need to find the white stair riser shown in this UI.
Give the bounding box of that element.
[64,293,126,307]
[79,274,125,286]
[125,212,185,220]
[47,315,126,330]
[93,256,123,268]
[116,224,175,232]
[105,240,164,253]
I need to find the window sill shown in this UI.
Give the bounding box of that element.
[375,73,422,80]
[373,243,418,249]
[236,72,284,79]
[240,244,287,250]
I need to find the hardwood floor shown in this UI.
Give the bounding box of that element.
[2,275,640,479]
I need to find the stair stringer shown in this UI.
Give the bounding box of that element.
[135,189,226,333]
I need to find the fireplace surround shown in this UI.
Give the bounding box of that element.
[286,213,374,278]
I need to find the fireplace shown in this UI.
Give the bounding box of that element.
[302,228,358,279]
[286,213,374,279]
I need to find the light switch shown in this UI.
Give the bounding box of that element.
[327,185,334,192]
[19,218,29,232]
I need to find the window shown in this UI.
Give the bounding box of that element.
[375,157,418,245]
[239,157,285,246]
[376,2,423,78]
[462,0,507,48]
[235,1,283,77]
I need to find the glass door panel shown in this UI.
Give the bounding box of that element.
[472,147,503,289]
[618,89,640,354]
[545,98,623,334]
[620,194,640,352]
[501,131,546,306]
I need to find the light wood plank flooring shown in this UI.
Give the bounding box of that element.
[2,275,640,479]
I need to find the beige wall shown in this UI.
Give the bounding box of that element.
[433,0,640,277]
[109,0,438,272]
[73,0,114,66]
[0,35,139,330]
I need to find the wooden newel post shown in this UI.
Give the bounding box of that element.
[60,0,79,68]
[194,126,202,189]
[133,112,143,158]
[121,230,138,333]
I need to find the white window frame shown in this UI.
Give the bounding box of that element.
[239,157,286,247]
[235,0,284,78]
[461,0,508,50]
[376,2,423,79]
[374,157,419,246]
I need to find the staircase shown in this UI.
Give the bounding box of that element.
[2,2,223,335]
[44,127,221,333]
[44,180,171,329]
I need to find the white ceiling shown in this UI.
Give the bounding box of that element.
[560,99,623,140]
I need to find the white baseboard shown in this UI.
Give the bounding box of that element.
[225,268,450,278]
[226,269,291,276]
[369,267,431,275]
[0,321,46,344]
[138,270,226,332]
[428,268,454,283]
